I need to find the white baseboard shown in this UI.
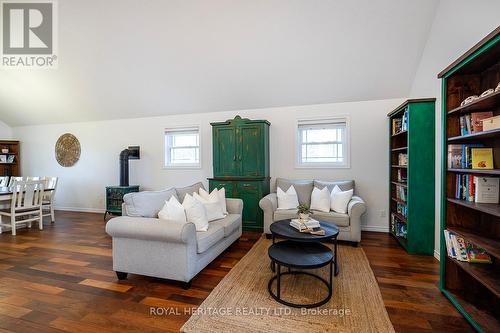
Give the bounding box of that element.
[361,225,389,233]
[434,249,440,261]
[54,206,105,214]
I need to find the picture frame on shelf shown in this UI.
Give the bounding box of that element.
[0,155,6,163]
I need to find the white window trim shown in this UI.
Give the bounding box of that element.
[295,116,351,169]
[163,125,202,169]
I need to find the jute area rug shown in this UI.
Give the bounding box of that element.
[182,237,394,333]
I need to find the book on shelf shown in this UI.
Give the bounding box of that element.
[447,144,489,169]
[471,148,493,169]
[443,230,492,264]
[391,214,406,238]
[398,153,408,166]
[396,169,407,183]
[455,175,499,203]
[396,202,407,218]
[391,108,408,135]
[459,112,493,135]
[395,185,406,202]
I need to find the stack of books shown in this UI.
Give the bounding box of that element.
[397,169,407,183]
[448,144,493,169]
[444,230,492,264]
[391,214,406,238]
[455,175,499,203]
[396,185,406,202]
[391,108,409,135]
[397,203,407,218]
[459,112,493,135]
[398,153,408,166]
[290,218,320,232]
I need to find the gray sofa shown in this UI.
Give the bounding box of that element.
[105,183,243,288]
[259,178,366,244]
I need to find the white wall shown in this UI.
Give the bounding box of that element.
[13,98,403,231]
[0,121,12,139]
[410,0,500,258]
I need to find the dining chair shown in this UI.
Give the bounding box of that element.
[41,176,58,223]
[0,180,45,235]
[0,176,8,187]
[8,176,23,187]
[26,176,40,181]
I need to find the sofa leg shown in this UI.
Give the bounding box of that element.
[182,281,192,289]
[265,233,272,239]
[116,271,128,280]
[351,242,359,247]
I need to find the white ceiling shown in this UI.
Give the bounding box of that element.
[0,0,438,126]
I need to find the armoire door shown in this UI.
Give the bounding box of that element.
[213,127,237,177]
[238,125,263,177]
[209,180,236,198]
[237,181,263,230]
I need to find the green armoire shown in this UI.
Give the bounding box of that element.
[209,116,270,231]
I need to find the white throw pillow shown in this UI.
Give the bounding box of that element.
[199,188,228,215]
[158,196,187,223]
[330,185,354,214]
[193,192,225,222]
[310,187,331,213]
[277,186,299,210]
[182,194,209,231]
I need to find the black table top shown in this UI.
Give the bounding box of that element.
[270,219,339,242]
[268,240,333,269]
[0,187,54,196]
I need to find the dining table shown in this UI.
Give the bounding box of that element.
[0,187,54,202]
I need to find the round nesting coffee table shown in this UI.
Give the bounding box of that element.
[269,219,340,275]
[268,240,333,308]
[267,220,340,308]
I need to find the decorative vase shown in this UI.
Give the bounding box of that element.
[299,213,310,221]
[1,148,8,154]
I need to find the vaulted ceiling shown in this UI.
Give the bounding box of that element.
[0,0,438,126]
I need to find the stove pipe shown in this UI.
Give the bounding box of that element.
[119,146,140,187]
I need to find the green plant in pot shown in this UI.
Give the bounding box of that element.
[297,203,311,221]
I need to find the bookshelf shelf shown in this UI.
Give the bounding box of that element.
[439,27,500,332]
[388,98,435,255]
[448,127,500,142]
[447,226,500,259]
[447,198,500,217]
[447,90,500,115]
[448,257,500,298]
[447,168,500,175]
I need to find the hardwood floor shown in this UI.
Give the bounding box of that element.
[0,211,473,332]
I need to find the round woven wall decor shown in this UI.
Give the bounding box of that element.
[55,133,81,167]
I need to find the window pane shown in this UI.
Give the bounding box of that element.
[165,128,200,167]
[170,147,199,164]
[172,133,198,147]
[301,128,338,143]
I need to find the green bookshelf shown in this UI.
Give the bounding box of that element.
[438,27,500,332]
[388,98,436,255]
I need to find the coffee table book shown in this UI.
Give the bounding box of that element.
[438,26,500,332]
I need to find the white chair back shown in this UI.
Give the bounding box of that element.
[44,177,58,191]
[11,180,45,211]
[8,176,23,187]
[0,176,8,187]
[26,176,40,181]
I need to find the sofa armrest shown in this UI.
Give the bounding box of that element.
[105,216,196,244]
[348,196,366,218]
[259,193,278,213]
[226,198,243,215]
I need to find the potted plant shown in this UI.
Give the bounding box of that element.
[297,203,311,221]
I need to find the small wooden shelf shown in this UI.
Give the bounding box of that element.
[391,197,406,205]
[391,212,407,223]
[391,181,407,188]
[447,168,500,175]
[447,226,500,259]
[447,198,500,217]
[391,130,407,137]
[448,257,500,298]
[447,90,500,115]
[391,165,407,168]
[448,127,500,142]
[391,146,408,152]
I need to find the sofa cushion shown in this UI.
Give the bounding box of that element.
[196,223,224,253]
[314,180,354,192]
[311,210,350,227]
[176,182,205,202]
[123,188,178,218]
[274,209,298,222]
[209,214,241,237]
[276,178,313,206]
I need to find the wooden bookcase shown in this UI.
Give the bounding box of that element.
[0,140,20,177]
[438,27,500,333]
[388,99,435,255]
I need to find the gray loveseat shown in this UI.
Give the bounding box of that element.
[259,178,366,244]
[105,182,243,288]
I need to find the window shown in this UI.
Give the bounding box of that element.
[297,118,349,168]
[164,127,200,168]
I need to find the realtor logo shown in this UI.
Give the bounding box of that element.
[1,0,57,68]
